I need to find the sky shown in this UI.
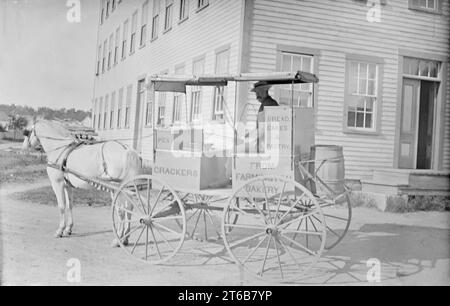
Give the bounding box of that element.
[0,0,100,111]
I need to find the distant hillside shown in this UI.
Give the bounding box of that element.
[0,104,91,122]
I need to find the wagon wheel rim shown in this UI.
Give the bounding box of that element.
[222,175,326,283]
[112,175,186,265]
[316,192,352,250]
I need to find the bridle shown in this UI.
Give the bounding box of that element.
[25,124,77,154]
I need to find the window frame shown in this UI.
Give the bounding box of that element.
[152,0,161,41]
[164,0,174,32]
[122,19,129,60]
[114,26,121,65]
[190,55,205,122]
[196,0,209,12]
[130,11,138,55]
[408,0,443,14]
[110,91,116,129]
[212,46,230,122]
[140,1,149,48]
[343,54,384,135]
[179,0,189,22]
[117,87,124,129]
[125,85,133,129]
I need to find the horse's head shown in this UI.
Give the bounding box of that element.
[22,125,42,152]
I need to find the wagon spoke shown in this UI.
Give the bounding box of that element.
[280,229,323,236]
[305,217,309,249]
[273,237,284,279]
[145,227,149,260]
[149,226,162,260]
[152,222,182,236]
[154,225,175,251]
[230,204,266,226]
[203,209,208,241]
[150,186,166,216]
[186,209,201,223]
[311,214,340,237]
[242,235,267,264]
[224,223,267,231]
[115,206,139,217]
[146,179,151,213]
[307,216,321,241]
[131,226,146,254]
[274,182,287,224]
[205,209,222,239]
[279,209,319,230]
[244,191,268,223]
[259,237,272,277]
[190,208,203,238]
[120,225,144,241]
[276,193,307,226]
[151,197,178,219]
[133,181,147,215]
[323,213,349,222]
[228,231,266,249]
[291,217,304,242]
[261,179,272,223]
[277,236,302,270]
[121,191,142,214]
[279,233,316,256]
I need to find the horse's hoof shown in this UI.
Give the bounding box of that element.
[123,239,129,247]
[54,231,64,238]
[63,229,72,236]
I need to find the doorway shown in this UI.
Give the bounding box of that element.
[399,78,438,169]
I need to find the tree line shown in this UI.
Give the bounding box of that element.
[0,104,91,122]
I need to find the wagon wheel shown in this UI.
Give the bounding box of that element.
[183,194,237,242]
[317,191,352,250]
[222,176,326,282]
[112,175,186,264]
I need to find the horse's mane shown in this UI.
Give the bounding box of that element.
[35,120,74,140]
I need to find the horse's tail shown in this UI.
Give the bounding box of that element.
[121,148,143,182]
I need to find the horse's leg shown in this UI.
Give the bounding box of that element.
[122,198,133,246]
[63,187,74,236]
[49,178,67,238]
[111,192,125,248]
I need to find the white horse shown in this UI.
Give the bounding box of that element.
[22,120,142,246]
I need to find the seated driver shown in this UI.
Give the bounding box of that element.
[251,81,279,113]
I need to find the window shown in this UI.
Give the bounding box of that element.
[122,19,129,60]
[106,0,110,19]
[98,97,103,129]
[96,45,102,75]
[191,57,204,122]
[104,95,109,130]
[197,0,208,10]
[403,57,440,78]
[140,1,149,47]
[280,52,314,107]
[110,92,116,129]
[117,88,124,128]
[212,48,229,121]
[125,85,132,128]
[100,0,105,24]
[102,40,107,73]
[164,0,174,31]
[152,0,160,40]
[157,92,166,126]
[114,26,120,65]
[112,0,116,12]
[409,0,442,13]
[346,60,379,130]
[179,0,189,20]
[130,11,138,54]
[108,33,113,70]
[173,64,185,123]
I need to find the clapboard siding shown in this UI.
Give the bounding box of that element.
[247,0,450,179]
[93,0,244,162]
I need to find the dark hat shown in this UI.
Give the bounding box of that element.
[251,81,272,92]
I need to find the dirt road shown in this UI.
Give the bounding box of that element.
[1,182,449,286]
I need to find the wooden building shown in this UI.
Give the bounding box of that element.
[92,0,450,194]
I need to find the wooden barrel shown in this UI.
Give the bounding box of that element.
[309,145,345,196]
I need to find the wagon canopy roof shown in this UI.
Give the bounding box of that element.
[148,71,319,93]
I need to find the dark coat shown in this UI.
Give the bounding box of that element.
[258,96,279,112]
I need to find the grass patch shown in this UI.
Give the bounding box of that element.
[386,195,450,213]
[0,150,46,172]
[10,186,112,207]
[0,150,47,185]
[348,191,378,209]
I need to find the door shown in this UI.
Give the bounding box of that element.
[399,79,420,169]
[133,79,146,152]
